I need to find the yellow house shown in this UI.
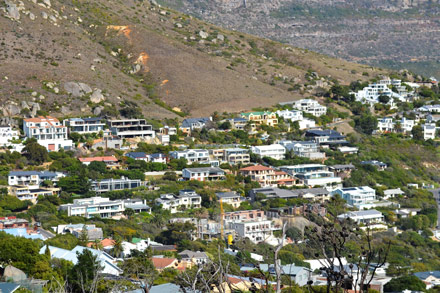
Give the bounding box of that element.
[240,111,278,126]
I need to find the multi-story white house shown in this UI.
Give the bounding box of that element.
[352,82,398,106]
[108,119,155,139]
[400,117,415,133]
[377,117,394,133]
[169,149,210,165]
[23,116,73,151]
[377,117,414,133]
[8,171,62,186]
[251,144,286,160]
[331,186,377,209]
[298,118,316,130]
[279,140,325,160]
[156,190,202,213]
[216,192,244,208]
[90,177,144,193]
[59,197,150,218]
[63,117,105,134]
[280,164,341,190]
[423,123,436,140]
[418,105,440,113]
[276,109,303,122]
[182,167,225,181]
[0,125,19,146]
[337,210,384,225]
[229,220,274,244]
[209,148,250,165]
[293,99,327,117]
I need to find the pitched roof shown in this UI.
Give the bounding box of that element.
[152,257,177,269]
[178,250,208,259]
[240,165,273,171]
[126,152,148,158]
[79,156,118,163]
[0,282,21,293]
[414,271,440,280]
[9,171,57,177]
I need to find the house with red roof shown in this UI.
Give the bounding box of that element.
[79,156,120,169]
[23,116,73,151]
[151,257,190,272]
[239,165,295,187]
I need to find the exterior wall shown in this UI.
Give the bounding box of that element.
[251,144,286,160]
[0,126,19,146]
[23,116,73,151]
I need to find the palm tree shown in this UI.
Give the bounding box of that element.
[93,239,103,250]
[112,237,123,258]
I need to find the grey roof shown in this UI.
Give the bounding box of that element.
[330,164,355,170]
[150,283,184,293]
[184,167,224,173]
[252,187,298,198]
[259,264,311,275]
[126,152,147,158]
[181,117,211,128]
[0,282,20,293]
[306,129,345,139]
[252,187,328,199]
[338,209,382,218]
[9,171,57,177]
[216,192,241,199]
[178,250,208,259]
[414,271,440,280]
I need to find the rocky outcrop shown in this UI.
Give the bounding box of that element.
[5,0,20,20]
[64,82,93,97]
[4,265,27,283]
[90,89,105,103]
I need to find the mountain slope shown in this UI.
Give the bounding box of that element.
[0,0,388,118]
[157,0,440,79]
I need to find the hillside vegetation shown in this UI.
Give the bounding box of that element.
[0,0,387,118]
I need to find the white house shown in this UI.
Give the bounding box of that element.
[298,118,316,130]
[108,119,155,139]
[156,190,202,213]
[279,140,325,160]
[276,109,303,122]
[383,188,404,199]
[182,167,225,181]
[400,117,415,133]
[63,117,105,134]
[423,123,436,140]
[332,186,377,209]
[179,250,209,265]
[40,245,122,276]
[59,197,150,218]
[216,192,244,208]
[23,116,73,151]
[337,210,384,225]
[377,117,394,133]
[419,105,440,113]
[8,171,62,186]
[293,99,327,117]
[169,149,210,165]
[229,220,274,244]
[280,164,342,190]
[0,125,19,146]
[251,144,286,160]
[352,80,403,107]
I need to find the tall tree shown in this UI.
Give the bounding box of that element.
[23,138,48,165]
[69,249,103,293]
